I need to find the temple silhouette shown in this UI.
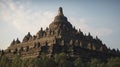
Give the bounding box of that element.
[0,7,120,59]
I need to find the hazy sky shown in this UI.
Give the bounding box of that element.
[0,0,120,50]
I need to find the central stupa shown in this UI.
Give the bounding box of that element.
[2,7,119,59]
[49,7,73,37]
[49,7,78,40]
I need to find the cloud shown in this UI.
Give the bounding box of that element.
[0,0,55,35]
[69,18,112,37]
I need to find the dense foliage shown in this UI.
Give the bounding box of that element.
[0,52,120,67]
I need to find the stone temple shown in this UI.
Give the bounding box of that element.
[0,7,120,59]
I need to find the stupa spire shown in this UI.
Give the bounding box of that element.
[58,7,64,16]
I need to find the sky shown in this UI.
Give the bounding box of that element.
[0,0,120,50]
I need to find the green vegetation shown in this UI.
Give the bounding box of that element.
[0,53,120,67]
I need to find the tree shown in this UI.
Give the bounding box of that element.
[74,57,84,67]
[0,55,10,67]
[21,59,28,67]
[107,57,120,67]
[12,55,22,67]
[44,58,56,67]
[54,52,69,67]
[90,58,103,67]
